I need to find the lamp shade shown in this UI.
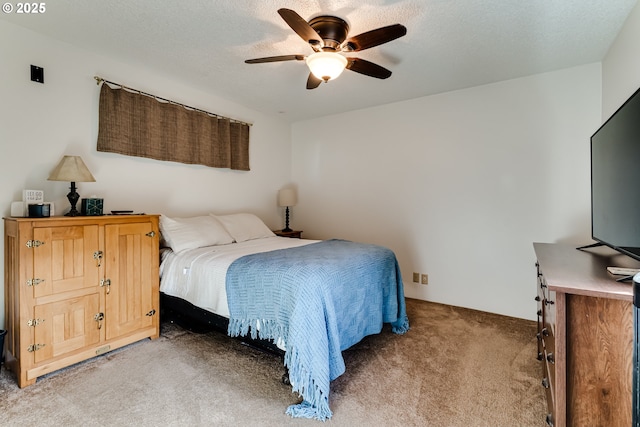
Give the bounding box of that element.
[306,52,348,82]
[278,188,297,207]
[48,156,96,182]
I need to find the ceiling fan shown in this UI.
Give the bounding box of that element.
[245,8,407,89]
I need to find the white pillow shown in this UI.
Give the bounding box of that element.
[213,213,275,243]
[159,215,234,252]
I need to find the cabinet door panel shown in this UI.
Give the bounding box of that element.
[105,222,157,340]
[33,225,100,297]
[33,293,101,362]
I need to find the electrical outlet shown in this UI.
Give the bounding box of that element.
[421,274,428,285]
[413,272,419,283]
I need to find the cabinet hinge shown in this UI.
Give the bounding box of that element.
[146,231,156,238]
[27,343,45,352]
[146,309,157,317]
[26,278,45,287]
[27,318,44,327]
[94,251,103,267]
[94,312,104,329]
[26,240,45,248]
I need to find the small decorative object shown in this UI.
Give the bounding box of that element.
[28,203,51,218]
[278,188,297,232]
[23,189,44,205]
[81,197,103,216]
[21,190,49,218]
[47,155,96,217]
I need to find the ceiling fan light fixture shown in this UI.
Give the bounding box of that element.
[306,52,348,82]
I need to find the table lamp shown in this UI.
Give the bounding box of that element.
[278,188,297,232]
[48,155,96,216]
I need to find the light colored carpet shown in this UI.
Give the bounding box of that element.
[0,298,545,426]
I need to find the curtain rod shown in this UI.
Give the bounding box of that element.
[94,76,252,127]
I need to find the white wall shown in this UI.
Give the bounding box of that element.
[602,0,640,118]
[0,21,293,329]
[292,63,602,320]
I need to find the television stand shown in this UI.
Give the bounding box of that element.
[534,242,634,427]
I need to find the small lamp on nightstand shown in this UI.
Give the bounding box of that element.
[278,188,297,232]
[48,155,96,216]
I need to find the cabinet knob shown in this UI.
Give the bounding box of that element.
[541,328,549,337]
[537,352,544,361]
[542,377,550,389]
[535,295,541,302]
[546,353,555,364]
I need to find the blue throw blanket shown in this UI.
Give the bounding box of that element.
[226,239,409,420]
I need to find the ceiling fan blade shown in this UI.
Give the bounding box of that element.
[342,24,407,52]
[278,8,324,50]
[245,55,305,64]
[346,58,392,79]
[306,73,323,89]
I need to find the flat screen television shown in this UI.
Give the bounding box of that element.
[588,86,640,261]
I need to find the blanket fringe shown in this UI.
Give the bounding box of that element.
[284,346,332,420]
[228,318,333,420]
[286,400,332,421]
[392,315,410,334]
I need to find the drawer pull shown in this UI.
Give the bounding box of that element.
[542,377,550,389]
[537,352,544,361]
[545,413,554,426]
[546,352,555,364]
[541,327,549,337]
[545,299,555,306]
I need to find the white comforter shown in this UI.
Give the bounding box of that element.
[160,236,318,318]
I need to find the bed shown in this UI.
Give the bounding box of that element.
[159,213,409,420]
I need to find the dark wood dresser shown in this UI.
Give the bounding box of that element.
[534,242,636,427]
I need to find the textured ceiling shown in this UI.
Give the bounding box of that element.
[2,0,637,122]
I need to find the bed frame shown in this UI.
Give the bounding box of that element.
[160,293,290,382]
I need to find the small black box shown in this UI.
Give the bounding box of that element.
[81,198,103,216]
[28,203,50,218]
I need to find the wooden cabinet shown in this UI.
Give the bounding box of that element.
[3,215,160,387]
[534,243,636,427]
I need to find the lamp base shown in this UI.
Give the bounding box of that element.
[65,181,81,216]
[282,206,293,233]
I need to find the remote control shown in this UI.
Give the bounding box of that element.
[606,266,640,276]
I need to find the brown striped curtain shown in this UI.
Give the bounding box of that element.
[97,84,250,171]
